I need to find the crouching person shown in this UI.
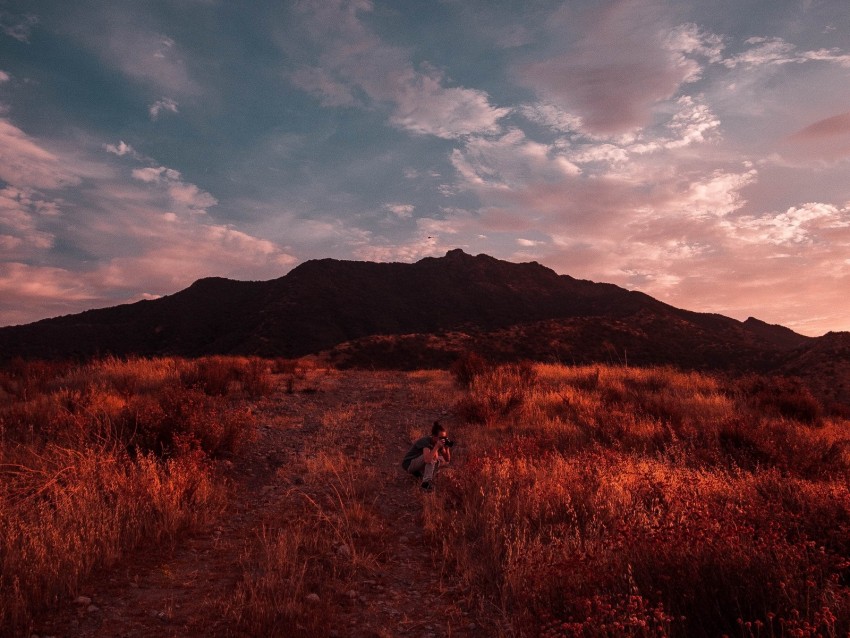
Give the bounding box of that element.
[401,421,452,491]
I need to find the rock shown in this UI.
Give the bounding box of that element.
[73,596,92,605]
[87,605,100,613]
[305,593,321,604]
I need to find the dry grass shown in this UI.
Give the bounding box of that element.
[0,356,273,635]
[6,356,848,637]
[222,372,387,636]
[427,362,850,637]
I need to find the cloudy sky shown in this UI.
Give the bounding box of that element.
[1,0,849,335]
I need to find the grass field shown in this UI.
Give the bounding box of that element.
[2,356,849,636]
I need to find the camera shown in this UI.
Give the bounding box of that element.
[439,436,455,448]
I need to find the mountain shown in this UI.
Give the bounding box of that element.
[1,249,848,405]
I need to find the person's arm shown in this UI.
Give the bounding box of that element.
[442,445,451,463]
[424,439,443,463]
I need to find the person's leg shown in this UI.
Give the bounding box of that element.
[421,458,440,488]
[407,455,426,477]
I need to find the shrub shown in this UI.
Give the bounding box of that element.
[735,374,823,425]
[433,363,850,637]
[454,362,537,425]
[450,351,489,388]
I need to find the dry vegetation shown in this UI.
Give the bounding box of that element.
[430,360,850,637]
[0,356,269,635]
[3,355,850,637]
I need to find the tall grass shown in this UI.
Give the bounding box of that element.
[223,385,385,636]
[0,356,273,635]
[428,362,850,637]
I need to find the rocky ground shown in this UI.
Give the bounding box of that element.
[30,370,490,638]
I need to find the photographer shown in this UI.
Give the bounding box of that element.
[401,421,452,491]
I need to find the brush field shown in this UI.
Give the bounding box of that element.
[2,356,849,637]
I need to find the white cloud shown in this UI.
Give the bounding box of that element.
[0,70,10,83]
[673,168,758,219]
[0,11,38,43]
[131,164,217,213]
[0,186,56,253]
[723,37,850,68]
[289,0,508,139]
[735,202,850,245]
[132,165,181,183]
[664,23,725,64]
[149,97,179,120]
[520,102,583,133]
[389,70,510,139]
[664,96,721,148]
[168,181,218,212]
[385,203,414,218]
[517,238,544,247]
[104,140,137,157]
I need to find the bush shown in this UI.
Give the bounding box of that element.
[450,351,489,388]
[736,374,823,425]
[433,363,850,637]
[454,362,537,425]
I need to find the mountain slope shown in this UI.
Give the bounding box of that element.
[0,249,821,372]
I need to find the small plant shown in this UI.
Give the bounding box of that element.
[450,351,489,388]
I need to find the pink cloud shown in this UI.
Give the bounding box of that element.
[0,119,81,190]
[515,1,716,135]
[782,111,850,161]
[792,111,850,139]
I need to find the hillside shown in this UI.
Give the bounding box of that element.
[0,249,812,361]
[4,249,850,405]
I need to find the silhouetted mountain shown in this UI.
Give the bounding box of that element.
[2,249,847,405]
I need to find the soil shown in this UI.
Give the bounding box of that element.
[31,370,491,638]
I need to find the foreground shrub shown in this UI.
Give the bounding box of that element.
[735,374,823,424]
[454,361,537,425]
[179,356,274,397]
[450,351,490,388]
[0,355,271,634]
[0,443,224,635]
[224,452,381,636]
[437,363,850,637]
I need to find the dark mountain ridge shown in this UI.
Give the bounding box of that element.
[1,249,848,406]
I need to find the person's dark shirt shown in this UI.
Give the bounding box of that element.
[402,436,433,470]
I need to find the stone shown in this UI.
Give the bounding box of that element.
[346,590,357,599]
[73,596,92,606]
[87,605,100,613]
[305,593,321,604]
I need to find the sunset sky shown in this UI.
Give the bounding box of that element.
[1,0,849,335]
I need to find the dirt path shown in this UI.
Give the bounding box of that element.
[33,370,487,638]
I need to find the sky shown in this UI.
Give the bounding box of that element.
[1,0,849,336]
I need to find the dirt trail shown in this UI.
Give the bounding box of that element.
[34,370,485,638]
